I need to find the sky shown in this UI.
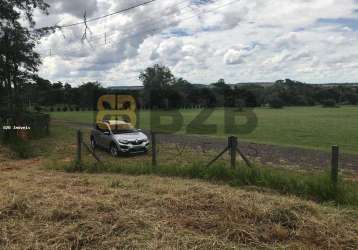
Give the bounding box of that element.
[33,0,358,87]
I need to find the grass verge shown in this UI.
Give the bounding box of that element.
[1,137,34,159]
[1,167,357,249]
[47,160,358,207]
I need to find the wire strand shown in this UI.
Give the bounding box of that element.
[34,0,158,30]
[38,0,240,57]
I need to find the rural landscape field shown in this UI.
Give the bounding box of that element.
[51,106,358,154]
[2,0,358,249]
[1,122,358,249]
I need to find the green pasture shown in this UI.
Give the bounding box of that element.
[50,106,358,154]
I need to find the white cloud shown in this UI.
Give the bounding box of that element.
[224,49,243,65]
[46,0,99,18]
[34,0,358,85]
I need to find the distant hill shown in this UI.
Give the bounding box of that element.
[234,82,275,87]
[107,82,358,91]
[319,83,358,87]
[107,86,144,91]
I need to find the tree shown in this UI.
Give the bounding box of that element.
[268,95,284,109]
[321,99,337,108]
[174,78,191,90]
[139,64,175,108]
[344,93,358,105]
[63,83,73,105]
[49,82,64,105]
[0,0,51,111]
[210,79,232,106]
[77,82,104,110]
[315,88,340,104]
[199,88,217,107]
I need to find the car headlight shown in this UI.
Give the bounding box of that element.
[119,139,129,144]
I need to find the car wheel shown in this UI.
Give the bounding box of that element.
[90,137,96,149]
[110,144,119,157]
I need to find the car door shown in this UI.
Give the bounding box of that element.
[94,123,107,148]
[97,123,112,149]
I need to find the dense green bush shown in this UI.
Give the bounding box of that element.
[7,137,34,159]
[268,96,284,109]
[34,105,42,112]
[321,99,338,108]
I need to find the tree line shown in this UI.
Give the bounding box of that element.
[1,0,357,113]
[4,64,358,111]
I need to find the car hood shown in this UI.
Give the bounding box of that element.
[112,132,148,141]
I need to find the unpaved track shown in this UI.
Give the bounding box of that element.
[54,120,358,170]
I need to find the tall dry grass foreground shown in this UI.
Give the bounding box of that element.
[0,152,357,250]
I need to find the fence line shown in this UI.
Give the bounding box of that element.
[331,145,339,187]
[76,130,101,167]
[75,129,340,186]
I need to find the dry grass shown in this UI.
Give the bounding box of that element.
[0,149,358,249]
[1,124,358,249]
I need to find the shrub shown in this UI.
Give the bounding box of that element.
[268,96,284,109]
[57,107,61,112]
[9,138,34,159]
[1,134,34,159]
[49,107,54,112]
[34,106,42,112]
[321,99,337,108]
[62,106,68,112]
[344,93,358,105]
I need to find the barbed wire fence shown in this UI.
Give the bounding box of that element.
[75,128,341,188]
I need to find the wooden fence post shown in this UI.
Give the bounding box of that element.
[151,131,157,167]
[331,145,339,186]
[77,130,82,163]
[229,136,238,168]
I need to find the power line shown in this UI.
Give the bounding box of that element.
[35,0,158,31]
[95,0,190,41]
[36,0,192,55]
[43,0,239,57]
[68,0,190,43]
[37,0,191,54]
[39,0,240,57]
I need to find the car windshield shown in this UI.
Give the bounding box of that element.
[108,123,137,134]
[111,128,138,134]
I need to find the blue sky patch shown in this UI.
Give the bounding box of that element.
[191,0,214,6]
[317,18,358,31]
[163,28,192,37]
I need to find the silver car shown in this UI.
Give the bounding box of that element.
[90,120,150,156]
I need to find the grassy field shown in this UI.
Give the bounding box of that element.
[1,108,357,248]
[40,123,357,207]
[50,106,358,154]
[1,123,358,249]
